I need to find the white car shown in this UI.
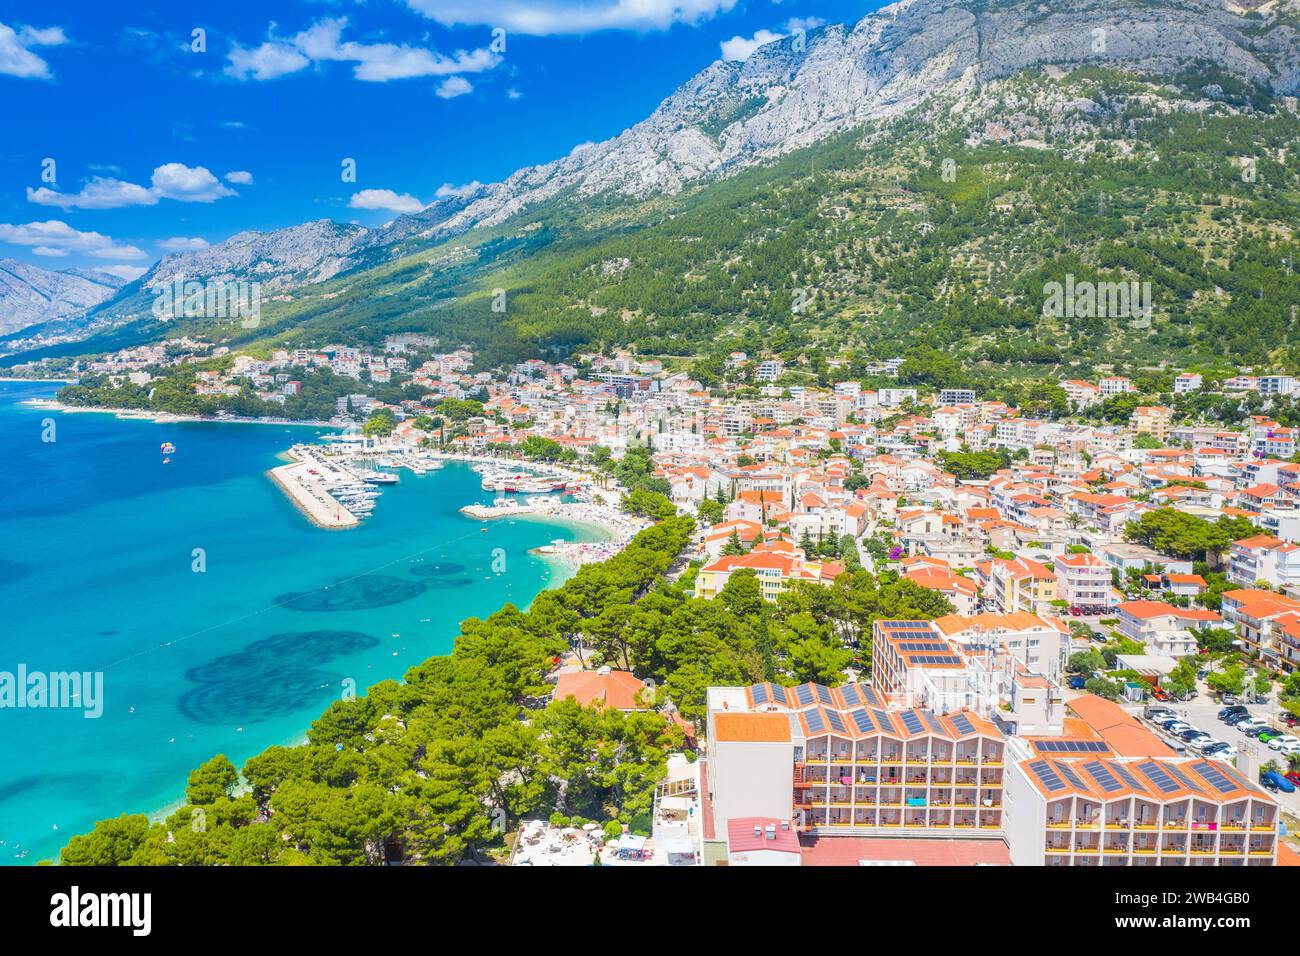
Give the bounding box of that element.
[1267,734,1299,751]
[1204,748,1237,763]
[1232,718,1268,732]
[1273,740,1300,757]
[1189,737,1225,754]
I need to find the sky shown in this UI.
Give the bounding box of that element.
[0,0,882,281]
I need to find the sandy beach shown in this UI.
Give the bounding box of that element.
[23,398,334,428]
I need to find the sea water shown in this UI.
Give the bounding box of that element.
[0,380,602,864]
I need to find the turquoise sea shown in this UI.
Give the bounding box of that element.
[0,380,603,864]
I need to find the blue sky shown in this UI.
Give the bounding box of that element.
[0,0,880,280]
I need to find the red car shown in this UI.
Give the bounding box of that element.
[1152,687,1172,702]
[1286,770,1300,787]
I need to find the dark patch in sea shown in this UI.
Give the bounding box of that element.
[275,574,426,612]
[178,629,379,725]
[0,558,32,587]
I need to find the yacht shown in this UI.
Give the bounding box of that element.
[360,470,399,485]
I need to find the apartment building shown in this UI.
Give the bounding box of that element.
[1114,600,1222,657]
[705,682,1006,839]
[1004,746,1279,866]
[986,556,1058,616]
[1053,552,1112,609]
[1228,534,1300,589]
[1220,588,1300,672]
[1131,405,1173,442]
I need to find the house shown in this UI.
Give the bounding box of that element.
[1114,600,1222,656]
[902,565,978,614]
[552,668,648,710]
[986,556,1057,616]
[1053,552,1112,609]
[1228,535,1300,589]
[694,544,844,602]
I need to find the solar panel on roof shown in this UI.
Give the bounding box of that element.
[1191,761,1236,795]
[871,709,895,734]
[850,708,875,733]
[1028,760,1066,792]
[804,709,826,734]
[900,711,925,735]
[1112,762,1143,790]
[898,641,948,652]
[1162,762,1204,794]
[795,684,815,706]
[751,683,770,705]
[816,684,834,705]
[1036,739,1110,753]
[1083,760,1122,793]
[1056,761,1087,790]
[1138,760,1180,794]
[826,710,847,735]
[949,713,975,735]
[920,710,945,734]
[862,687,883,708]
[840,684,864,706]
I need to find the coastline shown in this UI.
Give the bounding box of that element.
[23,397,335,429]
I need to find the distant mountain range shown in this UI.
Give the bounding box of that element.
[0,259,125,335]
[4,0,1299,365]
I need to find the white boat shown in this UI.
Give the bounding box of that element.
[480,472,568,494]
[360,471,399,485]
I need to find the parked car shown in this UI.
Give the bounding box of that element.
[1201,741,1236,758]
[1232,717,1268,732]
[1275,741,1300,757]
[1243,725,1271,739]
[1189,737,1223,754]
[1218,705,1249,722]
[1067,675,1086,690]
[1178,728,1210,743]
[1165,722,1193,736]
[1260,770,1296,794]
[1221,694,1239,706]
[1267,734,1298,751]
[1152,687,1172,702]
[1258,729,1284,744]
[1285,770,1300,787]
[1284,713,1300,728]
[1145,706,1175,721]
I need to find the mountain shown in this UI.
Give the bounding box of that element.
[5,0,1300,368]
[0,259,124,335]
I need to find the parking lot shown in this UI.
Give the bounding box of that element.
[1124,696,1300,819]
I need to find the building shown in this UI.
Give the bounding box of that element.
[987,556,1057,616]
[1053,552,1112,609]
[939,389,976,405]
[694,545,844,602]
[1131,405,1173,442]
[1114,601,1222,656]
[1173,373,1203,394]
[1004,747,1279,866]
[705,683,1006,839]
[1228,534,1300,589]
[726,818,802,866]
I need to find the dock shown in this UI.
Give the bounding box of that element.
[269,460,360,529]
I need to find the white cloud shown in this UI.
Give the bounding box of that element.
[0,220,145,261]
[435,181,483,199]
[98,264,148,281]
[436,76,472,99]
[225,40,310,81]
[27,163,239,209]
[348,189,424,214]
[506,87,522,100]
[158,236,210,252]
[227,17,500,84]
[404,0,737,35]
[784,17,824,33]
[150,163,237,202]
[224,170,254,185]
[720,29,784,62]
[27,177,158,210]
[0,21,67,79]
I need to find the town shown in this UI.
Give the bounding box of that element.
[26,334,1300,867]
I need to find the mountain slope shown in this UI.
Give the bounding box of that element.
[0,259,124,335]
[5,0,1300,367]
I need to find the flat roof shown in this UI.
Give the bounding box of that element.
[714,712,791,743]
[798,836,1010,867]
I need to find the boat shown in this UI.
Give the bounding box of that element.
[360,471,399,485]
[480,472,568,493]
